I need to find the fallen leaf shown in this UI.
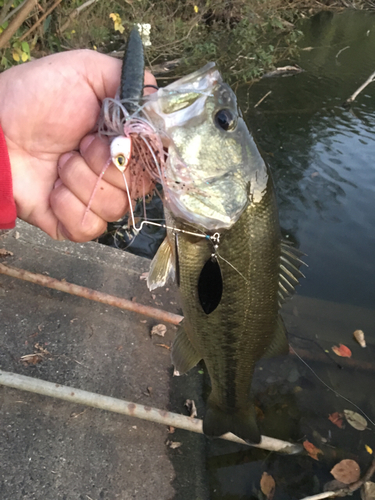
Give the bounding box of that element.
[365,445,373,455]
[328,412,345,428]
[361,481,375,500]
[303,440,323,461]
[20,354,44,365]
[0,248,13,257]
[353,330,366,348]
[185,399,197,418]
[156,343,171,350]
[168,426,175,434]
[331,459,360,484]
[167,440,182,449]
[344,410,367,431]
[260,472,276,500]
[151,324,167,337]
[332,344,352,358]
[140,272,148,280]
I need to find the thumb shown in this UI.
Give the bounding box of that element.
[81,50,157,102]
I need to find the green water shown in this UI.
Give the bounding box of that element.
[205,9,375,499]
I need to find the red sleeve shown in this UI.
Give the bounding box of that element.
[0,124,17,229]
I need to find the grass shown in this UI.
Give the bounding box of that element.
[0,0,374,80]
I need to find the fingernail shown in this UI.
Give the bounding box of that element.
[53,178,63,189]
[58,152,74,170]
[80,134,96,155]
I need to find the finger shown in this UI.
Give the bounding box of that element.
[79,135,154,196]
[83,51,157,101]
[57,150,129,222]
[50,183,107,243]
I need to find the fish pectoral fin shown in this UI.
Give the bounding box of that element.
[171,322,201,374]
[147,237,175,291]
[203,400,261,444]
[278,241,307,306]
[262,315,289,359]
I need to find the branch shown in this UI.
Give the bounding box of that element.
[0,369,303,454]
[0,0,37,49]
[0,0,18,26]
[19,0,63,42]
[0,263,183,326]
[300,459,375,500]
[59,0,98,34]
[343,69,375,107]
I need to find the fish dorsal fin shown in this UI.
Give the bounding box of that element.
[147,237,175,291]
[171,322,201,374]
[278,241,307,306]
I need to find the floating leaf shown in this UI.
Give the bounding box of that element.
[344,410,367,431]
[361,482,375,500]
[303,440,323,461]
[328,412,344,429]
[365,445,373,455]
[331,459,360,484]
[260,472,275,500]
[332,344,352,358]
[354,330,366,348]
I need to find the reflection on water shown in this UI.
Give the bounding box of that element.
[207,9,375,500]
[244,9,375,309]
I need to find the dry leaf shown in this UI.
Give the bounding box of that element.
[260,472,276,500]
[184,399,197,418]
[361,482,375,500]
[140,272,148,280]
[330,459,360,484]
[167,440,182,449]
[303,440,323,461]
[344,410,367,431]
[332,344,352,358]
[0,248,13,257]
[20,353,44,365]
[151,324,167,337]
[328,412,344,428]
[353,330,366,348]
[365,445,373,455]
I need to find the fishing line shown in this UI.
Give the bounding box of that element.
[290,345,375,427]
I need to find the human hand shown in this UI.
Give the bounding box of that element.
[0,49,156,241]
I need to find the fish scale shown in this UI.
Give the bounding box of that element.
[166,174,281,443]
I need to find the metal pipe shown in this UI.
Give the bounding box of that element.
[0,263,183,325]
[0,369,303,455]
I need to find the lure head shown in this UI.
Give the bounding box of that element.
[144,62,269,231]
[110,136,132,173]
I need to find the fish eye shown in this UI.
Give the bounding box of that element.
[115,155,126,167]
[214,109,236,131]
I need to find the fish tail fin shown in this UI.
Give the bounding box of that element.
[203,399,261,444]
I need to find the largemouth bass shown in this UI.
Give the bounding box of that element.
[104,30,304,444]
[143,64,304,444]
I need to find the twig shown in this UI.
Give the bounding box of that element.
[335,46,349,59]
[343,69,375,107]
[0,0,25,26]
[0,0,37,49]
[0,263,183,326]
[0,369,303,454]
[254,91,272,108]
[299,459,375,500]
[19,0,63,42]
[59,0,98,34]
